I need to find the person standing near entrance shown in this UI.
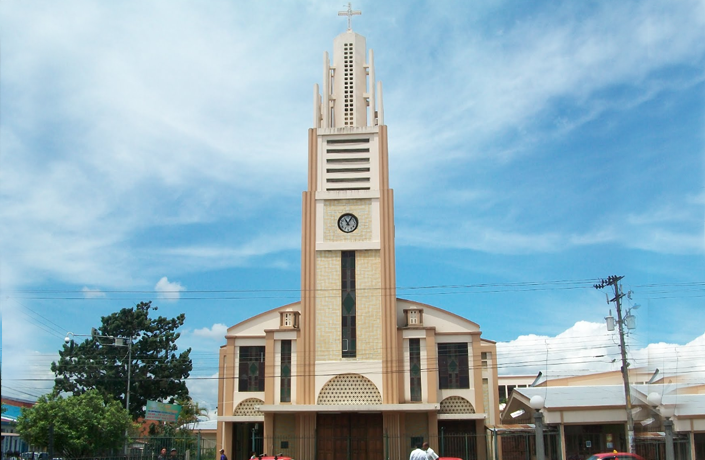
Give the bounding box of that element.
[219,449,227,460]
[423,443,439,460]
[410,444,427,460]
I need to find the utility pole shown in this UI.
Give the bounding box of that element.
[595,275,635,454]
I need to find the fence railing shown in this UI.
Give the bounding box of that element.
[15,430,697,460]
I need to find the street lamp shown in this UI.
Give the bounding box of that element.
[64,331,134,455]
[64,332,133,413]
[647,392,675,460]
[530,395,545,460]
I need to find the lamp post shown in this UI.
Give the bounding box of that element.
[647,392,675,460]
[65,332,133,413]
[530,395,545,460]
[64,331,134,455]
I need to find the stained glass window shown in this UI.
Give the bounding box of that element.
[410,338,422,401]
[280,340,291,402]
[238,346,265,392]
[438,343,469,389]
[341,251,356,358]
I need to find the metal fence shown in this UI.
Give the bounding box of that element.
[635,436,691,460]
[488,430,561,460]
[29,431,697,460]
[38,434,216,460]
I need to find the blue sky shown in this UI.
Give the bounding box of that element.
[2,0,704,413]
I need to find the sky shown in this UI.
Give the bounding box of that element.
[1,0,704,415]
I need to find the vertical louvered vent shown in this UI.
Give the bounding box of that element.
[343,42,354,126]
[325,138,371,191]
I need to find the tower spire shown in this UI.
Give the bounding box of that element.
[338,2,361,31]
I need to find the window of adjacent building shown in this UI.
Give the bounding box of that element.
[409,338,422,401]
[341,251,356,358]
[438,342,469,389]
[280,340,292,402]
[409,310,418,325]
[238,346,265,392]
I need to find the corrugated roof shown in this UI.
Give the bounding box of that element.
[513,385,705,417]
[514,386,630,408]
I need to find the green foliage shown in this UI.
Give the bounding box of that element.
[16,390,133,458]
[51,301,193,420]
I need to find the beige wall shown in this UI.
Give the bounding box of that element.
[315,249,381,361]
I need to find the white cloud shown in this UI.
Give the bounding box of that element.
[186,372,220,414]
[193,323,228,341]
[497,321,705,384]
[155,277,185,301]
[82,287,106,298]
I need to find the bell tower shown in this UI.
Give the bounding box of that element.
[297,7,399,411]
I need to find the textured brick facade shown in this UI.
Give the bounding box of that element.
[356,250,382,360]
[316,251,341,361]
[315,249,382,361]
[324,199,372,242]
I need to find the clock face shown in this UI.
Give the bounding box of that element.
[338,213,358,233]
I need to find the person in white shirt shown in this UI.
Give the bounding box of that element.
[423,442,439,460]
[410,444,427,460]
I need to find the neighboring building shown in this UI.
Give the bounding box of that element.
[216,16,499,460]
[2,397,33,457]
[498,375,535,406]
[500,370,705,460]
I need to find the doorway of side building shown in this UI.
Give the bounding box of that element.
[317,413,383,460]
[232,422,264,460]
[438,420,477,460]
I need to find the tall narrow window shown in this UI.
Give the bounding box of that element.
[438,343,469,389]
[409,338,422,401]
[341,251,356,358]
[238,346,265,392]
[280,340,291,402]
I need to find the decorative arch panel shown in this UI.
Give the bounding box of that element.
[439,396,476,414]
[317,373,382,405]
[234,398,265,416]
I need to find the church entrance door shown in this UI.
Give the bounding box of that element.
[317,413,383,460]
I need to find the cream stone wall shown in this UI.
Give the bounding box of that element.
[404,412,428,437]
[316,251,341,361]
[324,199,372,242]
[356,250,382,360]
[315,249,382,361]
[273,413,297,455]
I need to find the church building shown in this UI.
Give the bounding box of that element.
[217,11,500,460]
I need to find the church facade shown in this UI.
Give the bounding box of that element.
[217,20,500,460]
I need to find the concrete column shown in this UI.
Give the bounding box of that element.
[296,413,317,460]
[384,412,402,460]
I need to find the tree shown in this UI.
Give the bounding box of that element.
[52,301,193,420]
[17,390,133,458]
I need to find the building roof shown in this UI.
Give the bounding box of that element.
[1,404,23,421]
[515,385,630,408]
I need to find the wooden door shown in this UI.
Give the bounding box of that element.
[317,413,383,460]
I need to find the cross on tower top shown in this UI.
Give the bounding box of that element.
[338,3,361,31]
